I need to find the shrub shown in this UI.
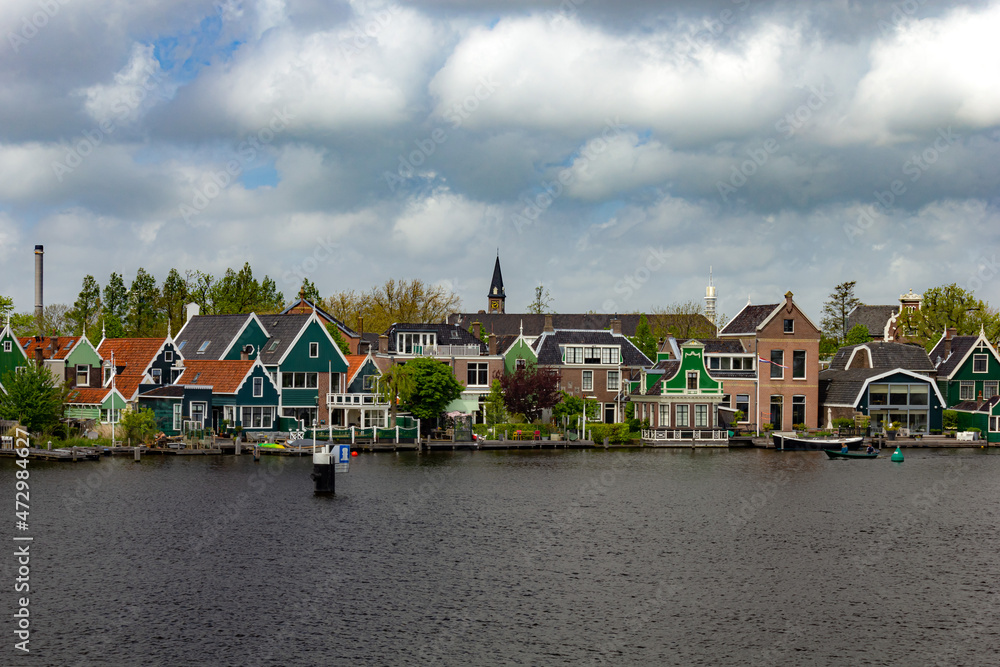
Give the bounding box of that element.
[793,423,807,432]
[968,427,982,433]
[586,423,632,444]
[762,423,774,431]
[832,417,854,429]
[943,410,958,430]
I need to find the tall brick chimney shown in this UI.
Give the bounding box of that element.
[610,316,622,335]
[543,313,554,333]
[379,334,389,354]
[488,333,497,356]
[944,327,957,357]
[472,321,482,341]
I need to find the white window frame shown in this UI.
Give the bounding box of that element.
[694,404,708,428]
[659,404,669,427]
[960,381,975,401]
[770,350,784,380]
[172,403,182,431]
[76,364,89,387]
[253,376,264,397]
[686,371,698,392]
[736,395,750,421]
[467,362,489,387]
[984,381,999,401]
[783,319,794,334]
[2,341,10,352]
[973,354,988,373]
[151,368,162,385]
[309,342,319,358]
[242,406,275,429]
[792,350,806,380]
[363,374,377,391]
[607,370,620,391]
[190,402,207,427]
[197,341,210,354]
[223,405,236,423]
[991,416,1000,433]
[676,404,690,427]
[582,370,593,392]
[164,350,173,362]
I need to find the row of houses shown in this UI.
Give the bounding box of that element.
[3,257,999,442]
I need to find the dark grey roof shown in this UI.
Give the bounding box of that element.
[819,368,884,406]
[139,385,185,398]
[446,313,715,338]
[828,341,935,372]
[719,304,777,335]
[489,256,505,298]
[174,314,252,360]
[846,305,898,339]
[952,396,1000,413]
[280,299,358,337]
[385,323,487,354]
[533,330,652,367]
[258,314,313,365]
[928,335,979,377]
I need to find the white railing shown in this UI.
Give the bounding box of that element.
[327,393,389,407]
[403,344,482,357]
[642,429,729,441]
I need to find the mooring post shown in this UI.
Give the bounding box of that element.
[134,446,140,462]
[253,444,260,462]
[72,447,77,461]
[395,425,399,444]
[47,440,52,450]
[235,437,241,456]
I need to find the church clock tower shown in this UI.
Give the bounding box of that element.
[488,255,506,314]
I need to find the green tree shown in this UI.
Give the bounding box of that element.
[527,284,553,314]
[896,283,1000,351]
[0,363,64,433]
[630,313,658,361]
[118,407,159,444]
[127,268,160,336]
[498,362,561,422]
[821,281,862,342]
[396,357,463,424]
[843,323,872,346]
[103,272,128,322]
[325,323,351,356]
[209,263,285,314]
[0,295,13,322]
[376,362,415,428]
[69,275,102,336]
[300,278,321,303]
[160,269,188,333]
[484,379,507,427]
[323,279,461,334]
[552,390,598,425]
[819,335,839,357]
[185,270,216,314]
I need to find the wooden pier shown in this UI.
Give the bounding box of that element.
[0,447,101,461]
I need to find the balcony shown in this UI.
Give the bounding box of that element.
[399,344,483,357]
[327,393,389,407]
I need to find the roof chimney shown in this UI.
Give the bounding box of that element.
[379,334,389,354]
[472,321,482,341]
[185,302,200,322]
[944,327,957,357]
[34,345,43,368]
[543,313,554,333]
[784,290,794,311]
[34,245,43,329]
[610,316,622,335]
[488,333,497,356]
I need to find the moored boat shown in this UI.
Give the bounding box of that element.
[772,434,863,451]
[824,449,879,459]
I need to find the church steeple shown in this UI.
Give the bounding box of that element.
[488,254,506,314]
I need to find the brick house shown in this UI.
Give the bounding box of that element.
[718,292,821,430]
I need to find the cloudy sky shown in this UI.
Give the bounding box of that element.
[2,0,999,322]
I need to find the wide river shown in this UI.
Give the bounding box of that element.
[3,447,999,666]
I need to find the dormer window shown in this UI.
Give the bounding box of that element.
[197,341,210,354]
[269,340,280,351]
[177,341,187,350]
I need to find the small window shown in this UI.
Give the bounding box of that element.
[783,319,794,333]
[177,341,187,350]
[516,358,527,370]
[984,381,999,400]
[253,377,263,397]
[76,365,89,387]
[973,354,988,373]
[582,370,593,392]
[151,368,162,384]
[960,381,975,401]
[269,340,280,351]
[164,350,173,362]
[197,341,210,354]
[2,341,10,352]
[675,404,690,427]
[363,375,376,391]
[309,342,319,358]
[172,404,182,431]
[607,370,620,391]
[686,371,698,391]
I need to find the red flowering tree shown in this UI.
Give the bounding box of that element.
[497,363,561,422]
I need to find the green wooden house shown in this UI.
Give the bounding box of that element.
[930,328,1000,406]
[951,396,1000,444]
[64,387,129,427]
[0,318,28,392]
[630,339,726,431]
[502,327,538,373]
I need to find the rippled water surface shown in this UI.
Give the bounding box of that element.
[3,447,1000,666]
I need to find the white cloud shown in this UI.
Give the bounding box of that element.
[391,189,497,253]
[74,43,170,127]
[839,3,1000,144]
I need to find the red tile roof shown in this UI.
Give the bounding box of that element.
[66,387,112,404]
[112,376,143,401]
[178,360,254,394]
[18,336,81,361]
[98,338,166,375]
[345,354,368,383]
